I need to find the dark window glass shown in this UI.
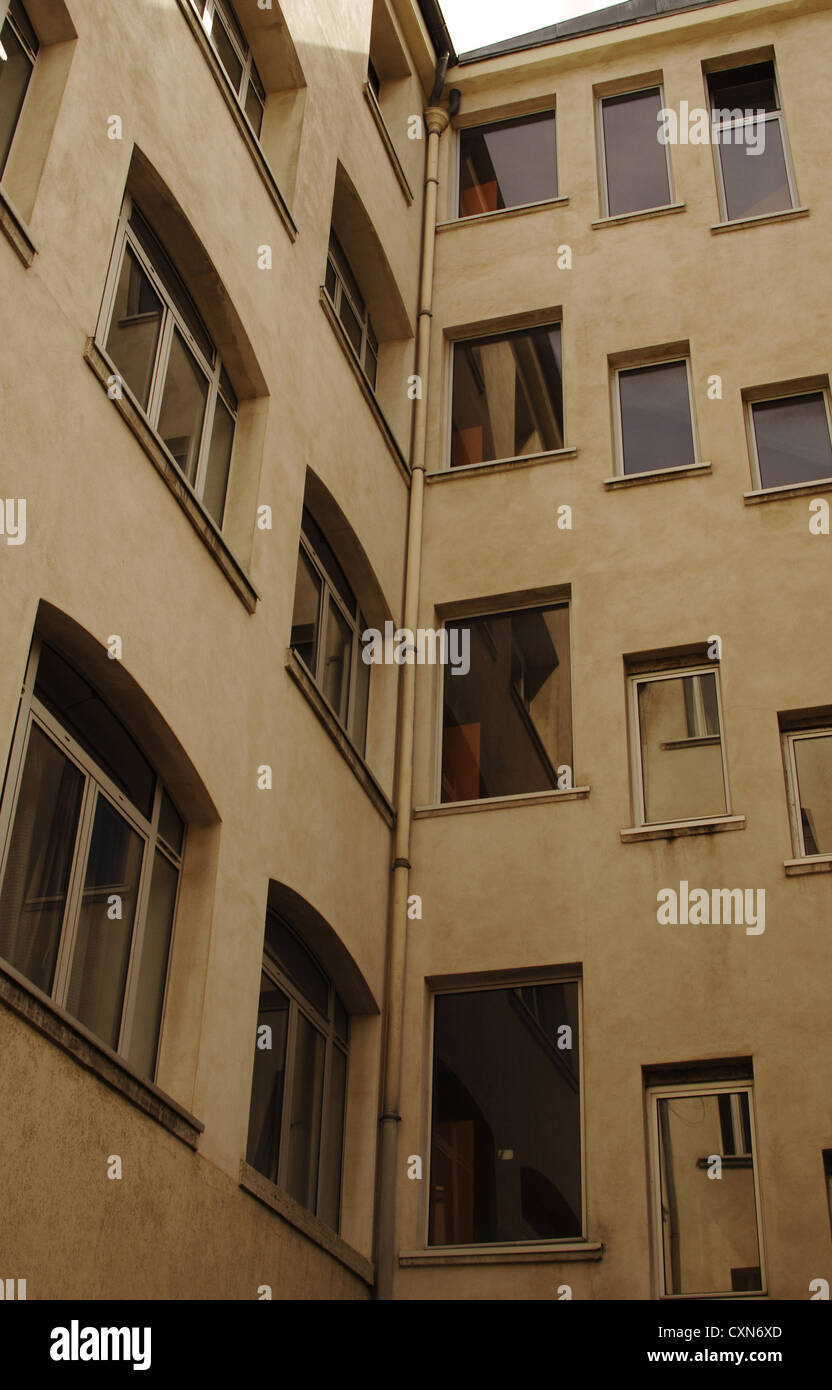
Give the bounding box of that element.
[128,208,215,364]
[34,646,156,819]
[752,393,832,489]
[716,121,790,220]
[285,1012,325,1210]
[202,392,235,525]
[459,112,557,218]
[265,909,328,1017]
[618,360,695,475]
[127,849,178,1077]
[104,246,164,410]
[291,548,321,674]
[452,326,563,468]
[707,61,778,117]
[246,975,290,1183]
[442,607,571,802]
[244,75,264,136]
[318,1045,347,1230]
[211,12,244,91]
[300,508,356,614]
[0,724,83,993]
[0,0,38,178]
[602,88,670,216]
[430,983,581,1245]
[158,790,185,855]
[637,672,726,823]
[157,329,209,482]
[367,57,381,100]
[792,733,832,855]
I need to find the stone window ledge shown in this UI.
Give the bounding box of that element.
[176,0,296,242]
[437,195,569,231]
[363,84,413,205]
[592,202,685,229]
[415,787,590,819]
[399,1240,603,1267]
[621,815,746,843]
[605,462,711,490]
[84,339,259,614]
[427,446,577,482]
[0,959,203,1150]
[240,1161,374,1285]
[784,854,832,877]
[744,477,832,505]
[319,291,410,485]
[0,182,37,267]
[711,206,809,235]
[285,648,396,827]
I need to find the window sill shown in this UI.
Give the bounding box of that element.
[399,1240,603,1267]
[0,181,37,267]
[176,0,297,242]
[621,815,746,843]
[784,854,832,876]
[0,958,203,1150]
[363,84,414,206]
[711,206,809,235]
[240,1161,374,1286]
[414,787,590,819]
[319,290,410,485]
[427,447,577,482]
[605,461,711,490]
[744,476,832,504]
[592,202,685,229]
[285,648,395,828]
[437,195,569,230]
[84,339,259,614]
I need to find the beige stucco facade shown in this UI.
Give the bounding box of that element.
[0,0,830,1301]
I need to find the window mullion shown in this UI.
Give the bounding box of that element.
[51,778,98,1009]
[146,311,175,427]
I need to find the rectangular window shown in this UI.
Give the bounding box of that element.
[0,0,38,178]
[747,388,832,491]
[629,667,728,825]
[615,357,696,476]
[782,726,832,857]
[707,60,795,222]
[458,111,557,219]
[429,978,582,1246]
[599,86,671,217]
[0,642,184,1080]
[192,0,265,137]
[324,233,378,390]
[441,605,571,803]
[648,1080,764,1296]
[97,195,237,528]
[246,909,348,1232]
[451,324,563,468]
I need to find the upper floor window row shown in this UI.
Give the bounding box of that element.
[456,58,797,226]
[191,0,265,136]
[0,0,38,179]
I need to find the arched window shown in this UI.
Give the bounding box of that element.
[246,908,349,1232]
[0,640,184,1080]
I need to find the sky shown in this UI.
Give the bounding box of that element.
[441,0,621,53]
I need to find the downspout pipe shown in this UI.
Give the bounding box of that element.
[374,88,450,1303]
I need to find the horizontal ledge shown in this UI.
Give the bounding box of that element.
[428,447,577,481]
[621,815,746,843]
[744,477,832,504]
[605,462,711,490]
[0,960,203,1149]
[437,195,569,230]
[415,787,590,818]
[239,1162,374,1285]
[784,854,832,876]
[83,340,259,613]
[711,206,809,234]
[319,291,410,484]
[592,202,685,229]
[363,84,414,205]
[285,649,396,827]
[400,1241,603,1267]
[0,182,37,267]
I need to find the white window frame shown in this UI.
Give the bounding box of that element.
[324,235,379,390]
[0,639,184,1078]
[708,62,797,223]
[612,354,699,478]
[597,83,674,219]
[191,0,265,136]
[647,1079,766,1299]
[95,193,237,529]
[294,521,369,751]
[628,665,730,827]
[426,973,585,1249]
[782,725,832,858]
[745,384,832,493]
[0,0,39,179]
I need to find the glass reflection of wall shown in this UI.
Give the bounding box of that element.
[638,672,726,823]
[452,326,563,468]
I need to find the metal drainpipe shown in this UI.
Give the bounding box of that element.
[374,93,450,1303]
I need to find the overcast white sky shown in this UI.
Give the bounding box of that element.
[441,0,621,52]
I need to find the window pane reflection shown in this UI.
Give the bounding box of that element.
[619,361,695,475]
[157,330,209,482]
[717,119,791,221]
[638,673,726,823]
[793,734,832,855]
[285,1012,325,1212]
[452,326,563,467]
[105,247,164,410]
[459,113,557,218]
[602,88,670,216]
[752,393,832,489]
[246,976,290,1184]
